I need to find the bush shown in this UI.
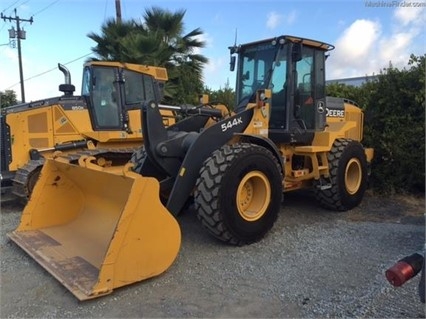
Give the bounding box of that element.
[327,55,425,194]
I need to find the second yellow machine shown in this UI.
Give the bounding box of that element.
[8,35,373,300]
[1,61,173,199]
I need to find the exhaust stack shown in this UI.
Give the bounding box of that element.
[58,63,75,96]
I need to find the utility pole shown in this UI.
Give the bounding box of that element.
[115,0,122,23]
[1,9,33,103]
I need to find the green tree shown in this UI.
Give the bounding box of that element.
[0,90,18,108]
[363,55,425,193]
[87,6,208,105]
[87,19,139,61]
[326,56,425,194]
[326,82,362,103]
[204,80,235,111]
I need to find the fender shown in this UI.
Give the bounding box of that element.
[234,133,284,173]
[166,108,255,215]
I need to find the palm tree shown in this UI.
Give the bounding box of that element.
[87,6,208,104]
[141,7,208,104]
[87,19,139,62]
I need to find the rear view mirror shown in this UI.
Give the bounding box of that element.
[292,43,302,62]
[230,55,236,72]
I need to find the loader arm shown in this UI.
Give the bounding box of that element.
[141,102,218,177]
[140,100,254,215]
[165,109,255,215]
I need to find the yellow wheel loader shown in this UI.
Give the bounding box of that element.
[8,35,373,300]
[0,61,174,200]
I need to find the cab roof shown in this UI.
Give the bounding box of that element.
[239,35,335,51]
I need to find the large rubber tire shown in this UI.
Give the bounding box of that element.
[314,138,368,211]
[130,146,146,174]
[194,143,283,246]
[130,146,193,211]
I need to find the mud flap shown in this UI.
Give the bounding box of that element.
[7,158,181,301]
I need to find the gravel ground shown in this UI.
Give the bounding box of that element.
[1,190,425,318]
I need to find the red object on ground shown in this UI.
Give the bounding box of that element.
[385,253,424,287]
[386,261,416,287]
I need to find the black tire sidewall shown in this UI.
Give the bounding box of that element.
[336,141,368,210]
[130,147,145,174]
[217,147,282,242]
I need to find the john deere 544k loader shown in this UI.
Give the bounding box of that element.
[8,35,373,300]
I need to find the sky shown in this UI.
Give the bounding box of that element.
[0,0,425,102]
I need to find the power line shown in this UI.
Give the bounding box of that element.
[30,0,60,18]
[19,0,60,28]
[1,0,22,13]
[1,0,30,16]
[0,0,29,31]
[5,52,92,90]
[2,0,70,97]
[2,0,61,29]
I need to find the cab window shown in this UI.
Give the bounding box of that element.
[91,67,120,127]
[123,70,157,108]
[295,46,315,129]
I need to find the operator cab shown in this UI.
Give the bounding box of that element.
[81,63,161,131]
[230,35,334,144]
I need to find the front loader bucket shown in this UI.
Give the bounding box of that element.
[7,158,181,301]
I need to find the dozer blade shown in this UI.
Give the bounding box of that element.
[7,158,181,301]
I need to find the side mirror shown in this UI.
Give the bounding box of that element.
[230,55,236,72]
[292,43,302,62]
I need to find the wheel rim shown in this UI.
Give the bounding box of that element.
[345,158,362,195]
[236,171,271,221]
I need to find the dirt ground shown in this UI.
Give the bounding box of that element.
[1,190,425,318]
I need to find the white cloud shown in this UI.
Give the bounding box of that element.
[0,46,81,102]
[266,12,282,30]
[266,10,297,30]
[285,10,297,25]
[204,56,224,73]
[394,5,425,26]
[327,2,426,80]
[336,19,380,60]
[193,32,213,55]
[202,56,235,89]
[0,48,23,98]
[378,32,414,65]
[328,19,381,78]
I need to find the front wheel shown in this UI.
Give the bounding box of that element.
[194,143,283,245]
[314,138,368,211]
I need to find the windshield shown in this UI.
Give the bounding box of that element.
[82,66,121,128]
[236,41,288,108]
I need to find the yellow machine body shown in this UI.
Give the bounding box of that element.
[280,100,374,191]
[5,103,175,170]
[1,61,174,196]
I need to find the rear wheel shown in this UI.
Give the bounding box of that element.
[130,146,175,205]
[314,138,368,211]
[130,146,165,178]
[130,147,146,174]
[194,143,283,245]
